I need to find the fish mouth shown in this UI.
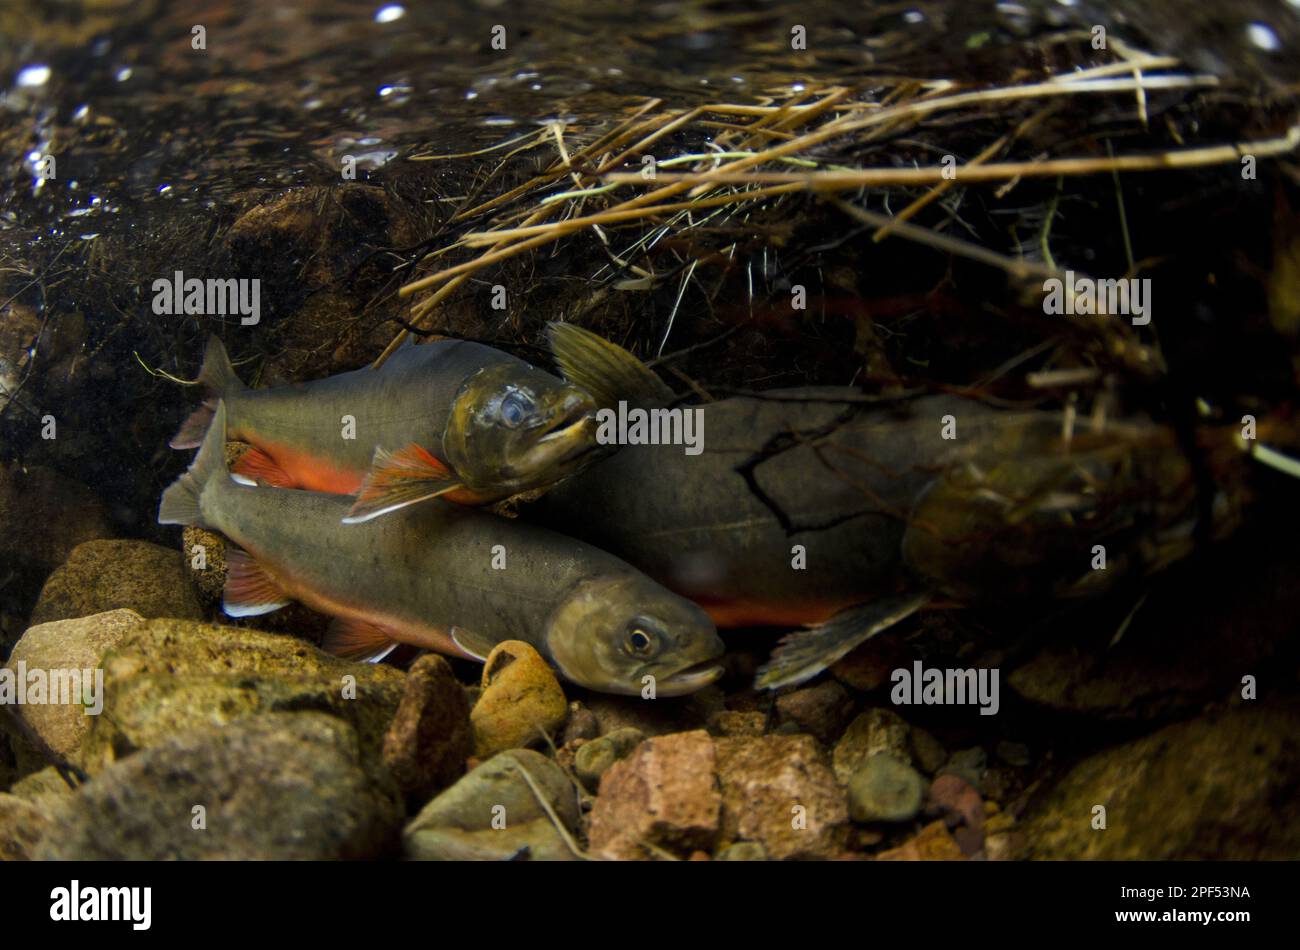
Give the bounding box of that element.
[655,658,725,696]
[535,410,601,465]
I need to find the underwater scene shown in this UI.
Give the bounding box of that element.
[1,0,1299,884]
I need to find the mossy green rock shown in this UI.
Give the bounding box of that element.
[80,618,405,774]
[29,539,204,625]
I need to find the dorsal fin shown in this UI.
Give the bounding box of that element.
[545,322,675,410]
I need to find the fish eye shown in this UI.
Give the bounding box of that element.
[625,625,658,657]
[499,390,533,428]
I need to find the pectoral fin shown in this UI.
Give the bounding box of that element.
[342,444,463,524]
[230,446,295,488]
[222,547,292,617]
[545,321,676,410]
[323,617,399,663]
[754,592,930,690]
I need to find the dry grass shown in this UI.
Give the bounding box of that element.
[376,36,1300,378]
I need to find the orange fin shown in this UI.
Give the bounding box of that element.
[231,446,296,488]
[342,444,462,524]
[223,547,291,617]
[322,617,399,663]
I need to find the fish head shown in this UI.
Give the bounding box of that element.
[444,363,600,495]
[544,573,726,696]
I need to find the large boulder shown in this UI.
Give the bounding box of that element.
[79,619,406,774]
[2,609,145,773]
[34,713,402,859]
[1022,701,1300,859]
[29,539,204,625]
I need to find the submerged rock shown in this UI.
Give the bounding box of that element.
[775,680,854,743]
[382,654,472,806]
[832,708,913,782]
[29,539,204,625]
[79,619,405,774]
[0,793,51,860]
[588,730,721,861]
[584,688,719,738]
[3,609,145,772]
[707,709,766,737]
[574,727,645,789]
[1022,702,1300,859]
[470,640,568,757]
[847,754,925,824]
[404,749,579,861]
[715,841,769,861]
[35,713,402,859]
[715,734,849,860]
[876,819,966,861]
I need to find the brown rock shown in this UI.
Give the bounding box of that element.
[831,637,912,691]
[30,539,204,625]
[708,709,766,737]
[561,701,599,744]
[928,773,985,835]
[588,730,720,860]
[0,793,50,860]
[584,690,714,738]
[715,734,849,860]
[1022,701,1300,859]
[382,654,472,806]
[876,819,966,861]
[775,680,854,743]
[909,726,948,774]
[35,713,402,860]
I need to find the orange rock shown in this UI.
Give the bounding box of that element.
[876,820,966,861]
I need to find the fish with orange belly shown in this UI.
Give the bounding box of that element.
[159,401,725,696]
[171,336,601,520]
[530,324,1261,689]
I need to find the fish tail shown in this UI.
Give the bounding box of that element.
[169,336,245,449]
[159,401,230,527]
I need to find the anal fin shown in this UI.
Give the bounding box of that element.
[323,617,399,663]
[223,547,292,617]
[231,446,296,488]
[754,592,930,690]
[342,444,463,524]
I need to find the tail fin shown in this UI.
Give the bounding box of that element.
[159,401,230,527]
[169,337,245,449]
